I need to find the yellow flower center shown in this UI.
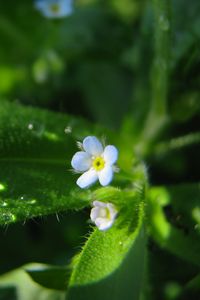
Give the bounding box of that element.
[92,157,105,171]
[99,207,111,219]
[49,3,60,13]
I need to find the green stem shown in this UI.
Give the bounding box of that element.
[151,0,170,116]
[154,131,200,155]
[142,0,171,144]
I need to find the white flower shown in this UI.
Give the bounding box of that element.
[35,0,73,18]
[71,136,118,188]
[90,201,118,231]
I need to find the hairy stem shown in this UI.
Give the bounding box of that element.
[142,0,171,146]
[154,131,200,155]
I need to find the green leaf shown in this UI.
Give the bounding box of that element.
[0,101,110,225]
[167,183,200,231]
[148,185,200,266]
[0,263,65,300]
[66,187,146,300]
[26,265,69,291]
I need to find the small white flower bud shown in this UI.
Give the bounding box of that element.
[90,201,118,231]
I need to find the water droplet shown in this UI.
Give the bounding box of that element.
[159,15,170,31]
[64,126,72,134]
[27,121,44,137]
[28,123,34,130]
[19,195,28,201]
[1,212,17,223]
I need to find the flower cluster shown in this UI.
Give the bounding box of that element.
[35,0,73,18]
[71,136,118,231]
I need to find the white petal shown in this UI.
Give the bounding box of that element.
[90,207,100,222]
[71,151,92,172]
[98,165,113,186]
[95,218,113,231]
[76,169,98,188]
[92,200,106,208]
[60,0,73,15]
[83,136,103,156]
[107,203,118,219]
[90,206,108,222]
[35,1,45,10]
[103,145,118,165]
[36,0,73,18]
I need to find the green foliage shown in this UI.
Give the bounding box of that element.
[148,185,200,266]
[67,188,146,299]
[67,228,146,300]
[69,192,144,284]
[0,0,200,299]
[26,265,69,291]
[0,100,96,225]
[0,264,65,300]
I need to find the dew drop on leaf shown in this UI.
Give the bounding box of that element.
[19,194,29,201]
[64,126,72,134]
[2,212,17,223]
[28,123,34,130]
[27,121,45,137]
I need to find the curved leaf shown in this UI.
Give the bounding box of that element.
[66,188,146,300]
[26,264,69,291]
[167,183,200,230]
[148,185,200,266]
[0,101,110,225]
[0,263,65,300]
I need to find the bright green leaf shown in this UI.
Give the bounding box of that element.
[67,188,146,299]
[148,185,200,266]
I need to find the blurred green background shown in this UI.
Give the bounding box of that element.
[0,0,200,299]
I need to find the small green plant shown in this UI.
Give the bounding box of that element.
[0,0,199,299]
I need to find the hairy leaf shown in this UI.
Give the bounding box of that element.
[67,188,146,300]
[0,101,112,225]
